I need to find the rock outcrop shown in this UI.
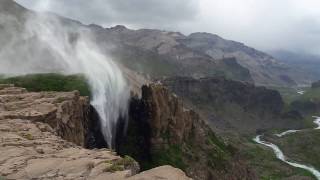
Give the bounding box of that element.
[161,77,303,133]
[0,84,191,180]
[0,84,90,146]
[119,83,257,180]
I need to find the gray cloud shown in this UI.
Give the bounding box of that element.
[14,0,199,29]
[14,0,320,55]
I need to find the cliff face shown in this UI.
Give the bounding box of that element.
[0,84,90,146]
[119,83,257,180]
[0,84,191,180]
[161,77,303,133]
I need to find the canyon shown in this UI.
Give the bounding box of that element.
[0,0,319,179]
[0,83,257,179]
[0,84,191,179]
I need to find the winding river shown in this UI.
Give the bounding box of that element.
[254,116,320,179]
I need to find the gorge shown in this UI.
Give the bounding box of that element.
[0,84,192,179]
[0,81,257,179]
[1,0,320,179]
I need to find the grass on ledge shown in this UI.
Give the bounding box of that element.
[0,73,91,96]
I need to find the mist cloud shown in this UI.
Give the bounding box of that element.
[14,0,199,29]
[15,0,320,55]
[0,2,130,148]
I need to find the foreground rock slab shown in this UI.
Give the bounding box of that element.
[0,84,191,180]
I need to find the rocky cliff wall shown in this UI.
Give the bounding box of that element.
[0,84,191,180]
[0,84,90,146]
[119,83,257,180]
[162,77,303,133]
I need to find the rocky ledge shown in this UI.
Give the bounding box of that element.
[0,84,191,180]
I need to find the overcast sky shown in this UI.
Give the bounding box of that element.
[15,0,320,55]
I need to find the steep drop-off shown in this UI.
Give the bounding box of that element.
[0,84,192,179]
[161,77,303,133]
[118,83,257,180]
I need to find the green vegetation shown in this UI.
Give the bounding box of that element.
[246,85,320,179]
[288,87,320,117]
[273,130,320,170]
[242,142,315,179]
[269,86,320,111]
[119,155,136,167]
[299,87,320,102]
[104,156,136,173]
[0,73,91,96]
[119,114,232,174]
[104,162,125,172]
[19,133,34,140]
[267,86,318,128]
[148,145,187,171]
[268,86,309,104]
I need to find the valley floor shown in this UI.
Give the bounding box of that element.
[245,116,320,180]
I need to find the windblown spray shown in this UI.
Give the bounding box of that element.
[0,8,129,148]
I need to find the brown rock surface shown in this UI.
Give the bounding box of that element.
[0,84,89,146]
[121,83,257,180]
[141,84,257,180]
[0,84,191,180]
[127,166,192,180]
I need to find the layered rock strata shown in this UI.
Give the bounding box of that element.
[0,84,191,180]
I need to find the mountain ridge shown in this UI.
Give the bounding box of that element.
[88,24,312,86]
[2,0,312,87]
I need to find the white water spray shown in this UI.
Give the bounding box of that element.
[26,15,130,149]
[0,5,129,148]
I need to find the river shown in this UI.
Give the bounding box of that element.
[254,116,320,179]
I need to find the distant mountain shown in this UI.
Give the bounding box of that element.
[179,33,304,86]
[89,25,254,83]
[270,50,320,84]
[0,0,312,87]
[91,26,309,86]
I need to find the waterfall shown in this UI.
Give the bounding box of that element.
[0,9,129,148]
